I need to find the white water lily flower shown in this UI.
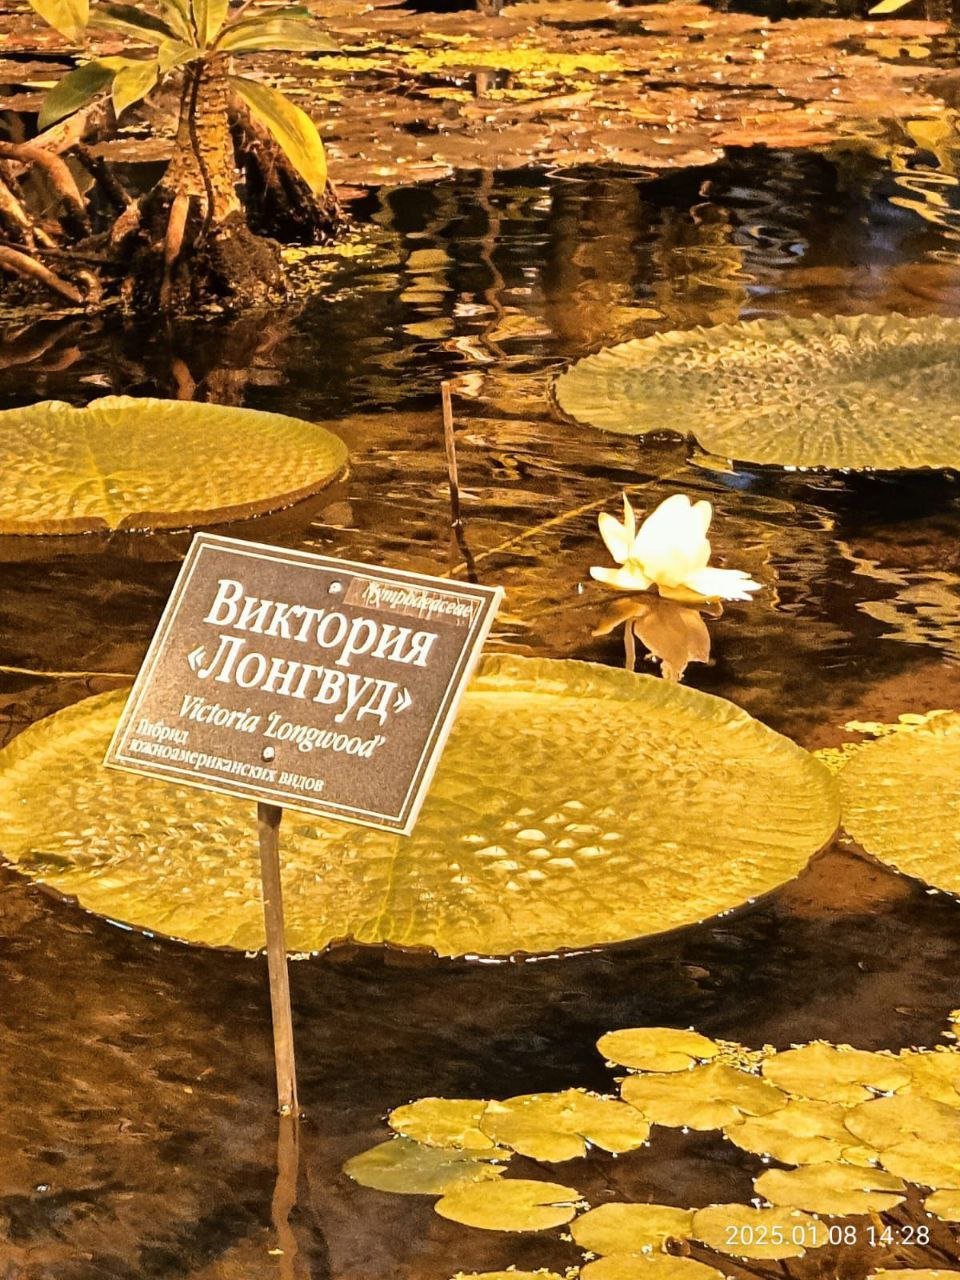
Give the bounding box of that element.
[590,493,761,603]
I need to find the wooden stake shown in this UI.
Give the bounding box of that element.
[257,802,299,1116]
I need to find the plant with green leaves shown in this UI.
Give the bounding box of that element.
[1,0,338,308]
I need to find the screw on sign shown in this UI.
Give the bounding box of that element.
[105,533,503,1113]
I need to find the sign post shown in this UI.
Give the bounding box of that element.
[104,533,502,1111]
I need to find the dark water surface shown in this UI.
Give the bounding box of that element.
[2,145,960,1278]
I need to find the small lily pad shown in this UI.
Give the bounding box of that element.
[876,1139,960,1188]
[554,314,960,472]
[571,1203,695,1255]
[451,1273,567,1280]
[621,1063,785,1130]
[691,1204,824,1260]
[389,1098,500,1153]
[597,1028,721,1074]
[0,656,838,956]
[843,1093,960,1149]
[0,396,348,534]
[761,1043,911,1104]
[903,1050,960,1107]
[870,1272,960,1279]
[343,1138,506,1196]
[581,1257,726,1280]
[724,1100,875,1167]
[435,1179,583,1232]
[479,1090,650,1162]
[754,1162,906,1215]
[925,1190,960,1221]
[840,713,960,897]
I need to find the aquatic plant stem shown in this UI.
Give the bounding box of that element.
[257,801,299,1117]
[441,380,478,581]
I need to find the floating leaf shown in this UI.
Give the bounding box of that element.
[621,1063,785,1130]
[760,1043,911,1104]
[755,1162,905,1215]
[691,1204,824,1260]
[0,397,347,535]
[479,1090,650,1162]
[839,713,960,896]
[0,657,837,955]
[597,1028,721,1074]
[724,1100,875,1167]
[554,315,960,471]
[343,1138,505,1196]
[571,1203,694,1255]
[870,1272,960,1279]
[843,1093,960,1149]
[876,1138,960,1188]
[581,1257,726,1280]
[435,1179,582,1232]
[389,1099,499,1153]
[925,1190,960,1221]
[451,1273,567,1280]
[903,1051,960,1107]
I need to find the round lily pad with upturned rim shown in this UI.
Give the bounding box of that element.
[839,712,960,896]
[0,396,348,534]
[0,655,838,956]
[554,314,960,472]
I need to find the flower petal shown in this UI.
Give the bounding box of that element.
[590,563,652,592]
[633,494,712,588]
[598,510,632,564]
[682,566,762,602]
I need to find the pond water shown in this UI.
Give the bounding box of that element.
[2,140,960,1278]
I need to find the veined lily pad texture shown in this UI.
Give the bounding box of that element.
[0,655,839,956]
[0,396,348,534]
[554,314,960,471]
[839,712,960,896]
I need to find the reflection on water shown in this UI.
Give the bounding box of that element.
[2,141,960,1276]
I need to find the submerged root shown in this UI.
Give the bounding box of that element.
[0,243,84,303]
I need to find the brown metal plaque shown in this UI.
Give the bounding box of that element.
[105,533,503,833]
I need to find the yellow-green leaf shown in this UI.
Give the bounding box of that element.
[111,59,159,117]
[388,1099,500,1154]
[343,1138,505,1196]
[92,3,175,42]
[435,1179,582,1232]
[571,1203,694,1255]
[760,1042,911,1104]
[230,75,327,194]
[692,1204,824,1260]
[582,1259,725,1280]
[38,59,121,128]
[597,1028,721,1074]
[28,0,88,40]
[194,0,229,44]
[869,0,915,13]
[0,656,836,955]
[479,1090,650,1162]
[621,1063,785,1130]
[216,15,337,53]
[754,1162,905,1215]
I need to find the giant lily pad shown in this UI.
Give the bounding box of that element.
[839,712,960,895]
[0,656,838,956]
[554,315,960,471]
[0,396,348,534]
